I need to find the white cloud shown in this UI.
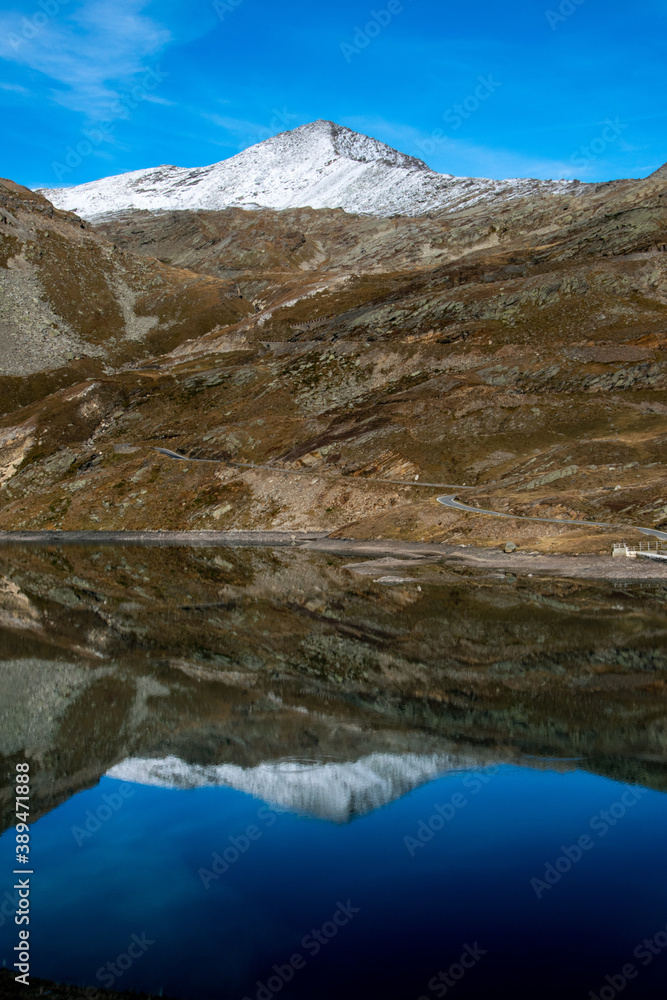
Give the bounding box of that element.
[201,110,299,150]
[0,80,28,93]
[0,0,171,120]
[143,93,174,106]
[202,111,267,138]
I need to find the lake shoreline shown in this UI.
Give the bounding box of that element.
[0,529,664,580]
[0,967,179,1000]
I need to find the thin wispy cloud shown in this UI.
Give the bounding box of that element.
[0,0,662,188]
[344,115,578,181]
[201,112,267,136]
[201,110,298,150]
[0,80,28,93]
[143,94,175,106]
[0,0,171,120]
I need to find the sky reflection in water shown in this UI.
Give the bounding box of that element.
[2,764,667,999]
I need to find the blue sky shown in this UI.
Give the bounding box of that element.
[0,0,664,190]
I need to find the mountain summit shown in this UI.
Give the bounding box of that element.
[40,120,577,220]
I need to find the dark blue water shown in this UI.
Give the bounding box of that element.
[2,765,667,999]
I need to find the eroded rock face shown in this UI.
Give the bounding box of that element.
[0,158,666,550]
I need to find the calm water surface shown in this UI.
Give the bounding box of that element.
[1,543,666,998]
[1,764,667,998]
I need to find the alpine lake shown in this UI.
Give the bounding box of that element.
[1,539,666,1000]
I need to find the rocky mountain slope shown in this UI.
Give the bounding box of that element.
[40,120,579,219]
[0,176,252,388]
[0,129,666,551]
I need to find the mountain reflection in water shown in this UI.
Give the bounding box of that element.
[1,543,667,998]
[107,752,488,822]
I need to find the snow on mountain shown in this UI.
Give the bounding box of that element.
[106,751,488,823]
[40,120,579,221]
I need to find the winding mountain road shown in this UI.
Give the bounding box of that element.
[437,495,667,543]
[155,448,474,490]
[155,448,667,544]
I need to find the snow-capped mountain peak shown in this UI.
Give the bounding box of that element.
[39,120,579,221]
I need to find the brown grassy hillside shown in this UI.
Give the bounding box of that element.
[0,169,665,550]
